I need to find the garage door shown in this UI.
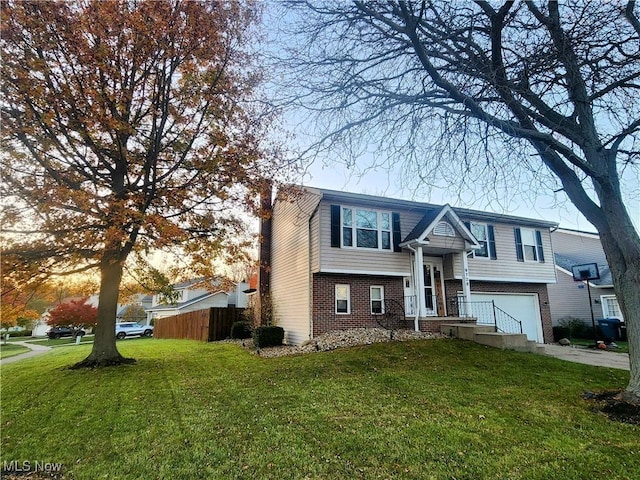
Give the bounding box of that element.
[469,292,543,343]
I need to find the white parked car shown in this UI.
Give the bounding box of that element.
[115,322,153,340]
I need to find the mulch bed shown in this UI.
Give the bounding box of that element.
[583,390,640,425]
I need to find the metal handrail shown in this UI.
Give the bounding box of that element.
[454,299,522,335]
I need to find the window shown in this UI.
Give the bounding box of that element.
[434,221,455,237]
[601,295,623,320]
[514,227,544,263]
[464,221,496,259]
[342,207,391,250]
[370,286,384,314]
[470,222,489,258]
[520,228,538,261]
[335,284,350,314]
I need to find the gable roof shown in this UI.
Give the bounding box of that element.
[310,186,558,228]
[554,253,613,287]
[401,204,478,246]
[145,291,228,312]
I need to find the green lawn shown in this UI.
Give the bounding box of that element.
[1,339,637,480]
[0,343,30,359]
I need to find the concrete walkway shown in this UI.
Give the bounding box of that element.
[0,341,52,365]
[540,344,630,371]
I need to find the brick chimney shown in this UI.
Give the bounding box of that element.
[258,181,273,300]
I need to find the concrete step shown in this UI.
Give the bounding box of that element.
[474,332,529,350]
[527,340,546,354]
[440,323,494,340]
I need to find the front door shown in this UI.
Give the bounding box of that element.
[422,260,447,316]
[423,264,436,315]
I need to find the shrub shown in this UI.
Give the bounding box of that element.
[8,330,33,338]
[253,326,284,348]
[230,321,252,340]
[557,317,596,339]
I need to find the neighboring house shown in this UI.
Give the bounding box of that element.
[117,294,153,322]
[144,279,249,324]
[269,186,558,346]
[548,228,621,325]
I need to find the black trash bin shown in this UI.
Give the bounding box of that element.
[597,318,621,341]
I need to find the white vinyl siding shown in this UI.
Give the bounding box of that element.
[310,210,321,273]
[551,230,608,266]
[427,234,466,251]
[547,270,617,325]
[270,190,322,345]
[447,222,556,283]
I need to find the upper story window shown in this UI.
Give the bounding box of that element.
[470,222,489,258]
[465,221,497,259]
[342,207,391,250]
[514,227,545,263]
[434,221,455,237]
[520,228,538,261]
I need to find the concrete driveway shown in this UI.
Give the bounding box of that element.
[541,344,630,370]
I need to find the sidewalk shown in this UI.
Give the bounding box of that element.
[0,341,52,365]
[540,344,630,371]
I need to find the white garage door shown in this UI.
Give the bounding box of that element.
[469,292,543,343]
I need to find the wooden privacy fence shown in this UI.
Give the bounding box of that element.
[154,308,244,342]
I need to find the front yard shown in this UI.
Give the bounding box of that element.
[0,343,30,359]
[1,338,637,479]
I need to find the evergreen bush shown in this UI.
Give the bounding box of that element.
[253,326,284,348]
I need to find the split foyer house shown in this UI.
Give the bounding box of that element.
[269,186,558,346]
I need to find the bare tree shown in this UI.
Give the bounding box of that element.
[276,1,640,402]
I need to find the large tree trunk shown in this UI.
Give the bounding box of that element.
[597,202,640,403]
[592,185,640,405]
[72,256,135,368]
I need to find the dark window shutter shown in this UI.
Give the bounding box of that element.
[330,205,341,248]
[392,212,402,252]
[514,228,524,262]
[535,230,545,263]
[487,225,497,260]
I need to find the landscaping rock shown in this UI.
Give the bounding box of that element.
[559,338,571,346]
[226,328,442,358]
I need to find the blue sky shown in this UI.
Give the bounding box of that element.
[263,4,640,235]
[299,155,639,233]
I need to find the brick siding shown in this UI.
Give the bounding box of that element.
[312,273,552,343]
[312,273,404,337]
[444,280,553,343]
